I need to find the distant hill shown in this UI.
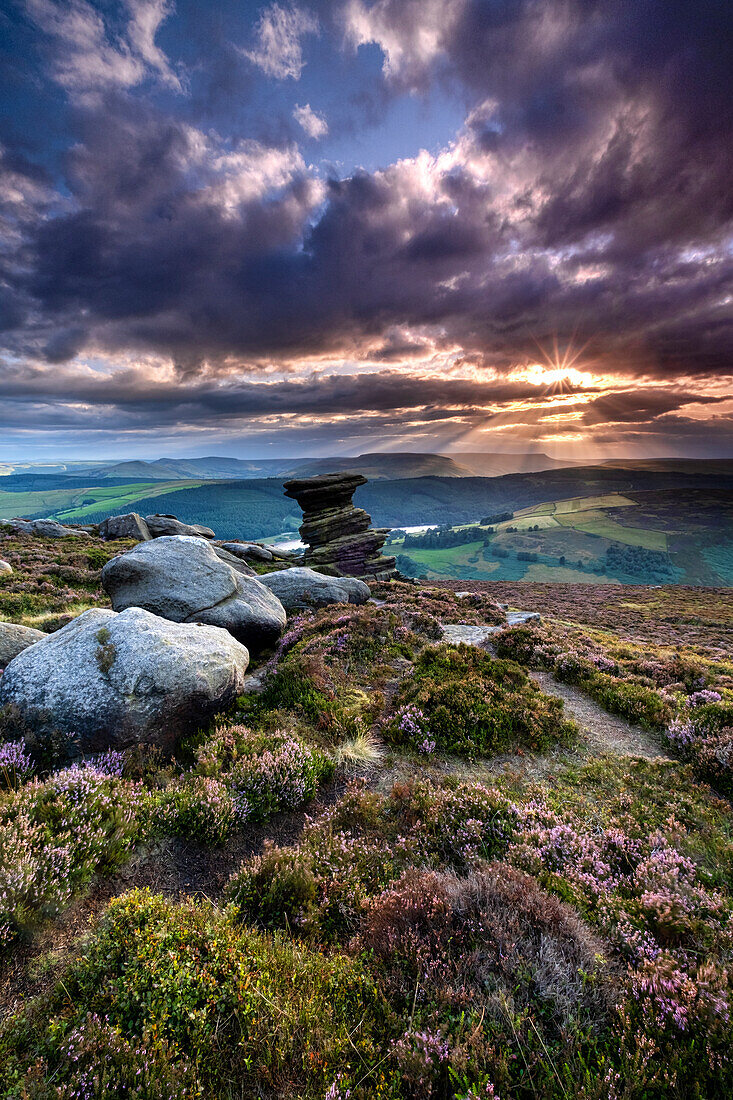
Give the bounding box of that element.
[439,451,580,476]
[0,451,575,482]
[77,452,475,481]
[3,460,731,585]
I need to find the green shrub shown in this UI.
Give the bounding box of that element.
[228,780,516,942]
[587,674,673,730]
[0,890,390,1099]
[385,645,575,758]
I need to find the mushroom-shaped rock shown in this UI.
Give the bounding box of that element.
[99,512,151,541]
[0,622,47,666]
[101,536,285,651]
[221,542,274,563]
[145,513,215,539]
[261,566,370,612]
[0,607,249,755]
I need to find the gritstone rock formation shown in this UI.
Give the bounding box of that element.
[0,607,250,755]
[101,535,285,652]
[283,473,396,580]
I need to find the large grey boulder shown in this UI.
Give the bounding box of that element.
[101,536,286,651]
[221,542,273,563]
[261,566,370,612]
[0,607,249,755]
[145,513,215,539]
[99,512,151,541]
[0,622,47,667]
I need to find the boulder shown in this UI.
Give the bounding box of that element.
[0,622,47,667]
[0,560,11,575]
[145,513,215,539]
[99,512,151,541]
[0,607,249,755]
[262,567,370,612]
[1,518,88,538]
[101,536,286,651]
[213,546,257,576]
[221,542,274,563]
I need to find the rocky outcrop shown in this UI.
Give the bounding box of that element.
[0,607,249,755]
[0,622,47,666]
[283,473,395,580]
[261,567,370,612]
[145,514,215,539]
[101,535,286,651]
[99,512,151,541]
[221,542,274,563]
[1,518,89,538]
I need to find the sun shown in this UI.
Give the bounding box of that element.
[514,336,600,389]
[523,363,594,387]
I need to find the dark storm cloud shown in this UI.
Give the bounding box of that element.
[0,0,732,450]
[0,362,597,419]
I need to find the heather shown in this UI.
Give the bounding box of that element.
[2,541,733,1097]
[495,621,733,790]
[385,643,576,758]
[0,532,129,632]
[0,890,389,1099]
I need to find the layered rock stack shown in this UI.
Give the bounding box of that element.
[283,473,396,580]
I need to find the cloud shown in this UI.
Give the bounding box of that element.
[25,0,182,98]
[342,0,464,87]
[243,3,318,80]
[125,0,183,91]
[293,103,328,139]
[3,0,733,457]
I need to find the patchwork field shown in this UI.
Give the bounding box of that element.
[393,488,733,586]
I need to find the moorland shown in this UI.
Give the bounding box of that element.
[0,521,732,1098]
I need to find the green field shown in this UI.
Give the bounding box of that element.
[0,480,207,523]
[395,490,733,585]
[554,509,668,550]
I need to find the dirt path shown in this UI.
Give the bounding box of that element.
[529,669,672,761]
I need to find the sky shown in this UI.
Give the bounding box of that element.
[0,0,732,461]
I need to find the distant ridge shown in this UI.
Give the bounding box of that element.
[3,451,578,482]
[440,452,582,476]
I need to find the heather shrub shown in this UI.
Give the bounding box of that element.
[666,700,733,793]
[227,731,331,820]
[0,740,34,789]
[158,727,331,843]
[354,866,615,1097]
[243,603,421,734]
[586,675,673,730]
[493,623,546,664]
[385,645,575,758]
[0,890,390,1100]
[6,1012,201,1098]
[371,581,504,629]
[507,788,733,1093]
[155,775,248,845]
[0,767,144,948]
[228,780,516,941]
[356,865,614,1022]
